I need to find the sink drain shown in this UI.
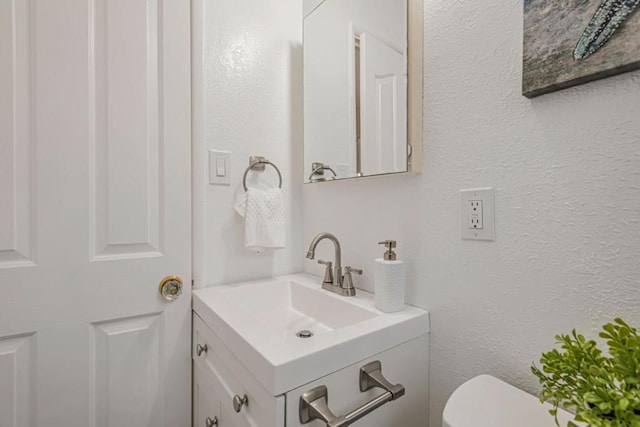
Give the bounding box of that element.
[296,330,314,339]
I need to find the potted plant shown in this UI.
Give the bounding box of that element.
[531,318,640,427]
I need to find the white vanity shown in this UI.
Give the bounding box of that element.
[192,274,429,427]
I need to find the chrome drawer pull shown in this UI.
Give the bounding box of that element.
[196,344,208,356]
[205,416,218,427]
[233,394,248,413]
[298,361,405,427]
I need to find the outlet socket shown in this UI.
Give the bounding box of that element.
[460,188,495,241]
[468,200,483,229]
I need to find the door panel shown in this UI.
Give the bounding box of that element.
[0,1,191,426]
[360,31,407,176]
[0,334,35,427]
[92,314,163,427]
[0,0,34,268]
[91,0,163,259]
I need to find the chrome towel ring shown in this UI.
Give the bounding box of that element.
[242,156,283,192]
[308,162,337,182]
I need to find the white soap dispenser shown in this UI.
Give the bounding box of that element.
[374,240,405,313]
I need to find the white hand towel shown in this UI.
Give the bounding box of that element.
[234,187,285,252]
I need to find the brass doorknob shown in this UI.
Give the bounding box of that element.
[159,276,183,301]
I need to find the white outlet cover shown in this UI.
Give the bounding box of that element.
[460,188,495,241]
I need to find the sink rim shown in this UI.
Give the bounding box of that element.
[192,273,430,395]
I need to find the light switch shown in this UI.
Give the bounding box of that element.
[216,158,226,177]
[209,150,231,185]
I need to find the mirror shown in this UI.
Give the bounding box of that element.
[303,0,422,183]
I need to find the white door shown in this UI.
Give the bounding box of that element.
[0,1,191,426]
[359,32,407,176]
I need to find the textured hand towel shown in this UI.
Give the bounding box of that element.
[234,187,285,251]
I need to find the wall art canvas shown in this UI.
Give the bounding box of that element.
[523,0,640,98]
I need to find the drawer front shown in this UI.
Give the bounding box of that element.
[285,335,429,427]
[194,362,221,427]
[193,313,284,427]
[196,360,252,427]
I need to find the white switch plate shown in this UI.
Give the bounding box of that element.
[209,150,231,185]
[460,188,495,241]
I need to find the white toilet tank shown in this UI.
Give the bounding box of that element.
[442,375,576,427]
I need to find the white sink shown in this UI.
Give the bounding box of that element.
[193,273,430,395]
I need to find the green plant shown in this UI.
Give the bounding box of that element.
[531,318,640,427]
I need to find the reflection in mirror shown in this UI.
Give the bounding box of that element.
[304,0,411,183]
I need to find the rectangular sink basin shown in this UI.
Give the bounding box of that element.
[193,273,430,395]
[210,278,377,338]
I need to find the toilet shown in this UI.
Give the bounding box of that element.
[443,375,576,427]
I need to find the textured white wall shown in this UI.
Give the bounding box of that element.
[304,1,640,426]
[196,0,640,424]
[192,0,304,287]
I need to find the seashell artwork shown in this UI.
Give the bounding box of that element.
[575,0,640,60]
[523,0,640,98]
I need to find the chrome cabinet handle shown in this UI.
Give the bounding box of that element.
[196,344,208,357]
[232,394,248,413]
[299,361,404,426]
[205,416,218,427]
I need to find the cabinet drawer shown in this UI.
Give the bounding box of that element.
[193,313,284,427]
[285,335,429,427]
[194,362,222,427]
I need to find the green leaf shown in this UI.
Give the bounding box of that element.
[533,318,640,425]
[614,318,629,327]
[618,397,629,410]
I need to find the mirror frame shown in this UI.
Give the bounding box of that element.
[303,0,423,183]
[406,0,423,174]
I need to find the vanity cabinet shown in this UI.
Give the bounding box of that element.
[193,312,429,427]
[193,314,286,427]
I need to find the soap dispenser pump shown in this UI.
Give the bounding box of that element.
[374,240,405,313]
[380,240,397,260]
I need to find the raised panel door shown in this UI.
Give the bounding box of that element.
[0,1,191,426]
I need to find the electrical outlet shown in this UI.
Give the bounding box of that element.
[460,188,495,241]
[468,200,483,229]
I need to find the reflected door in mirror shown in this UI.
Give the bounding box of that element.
[303,0,409,183]
[360,32,407,176]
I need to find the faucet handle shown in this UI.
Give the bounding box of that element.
[318,260,333,284]
[344,266,362,275]
[342,266,362,296]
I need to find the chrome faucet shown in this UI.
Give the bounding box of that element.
[306,232,361,296]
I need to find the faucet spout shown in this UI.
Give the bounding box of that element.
[306,233,342,287]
